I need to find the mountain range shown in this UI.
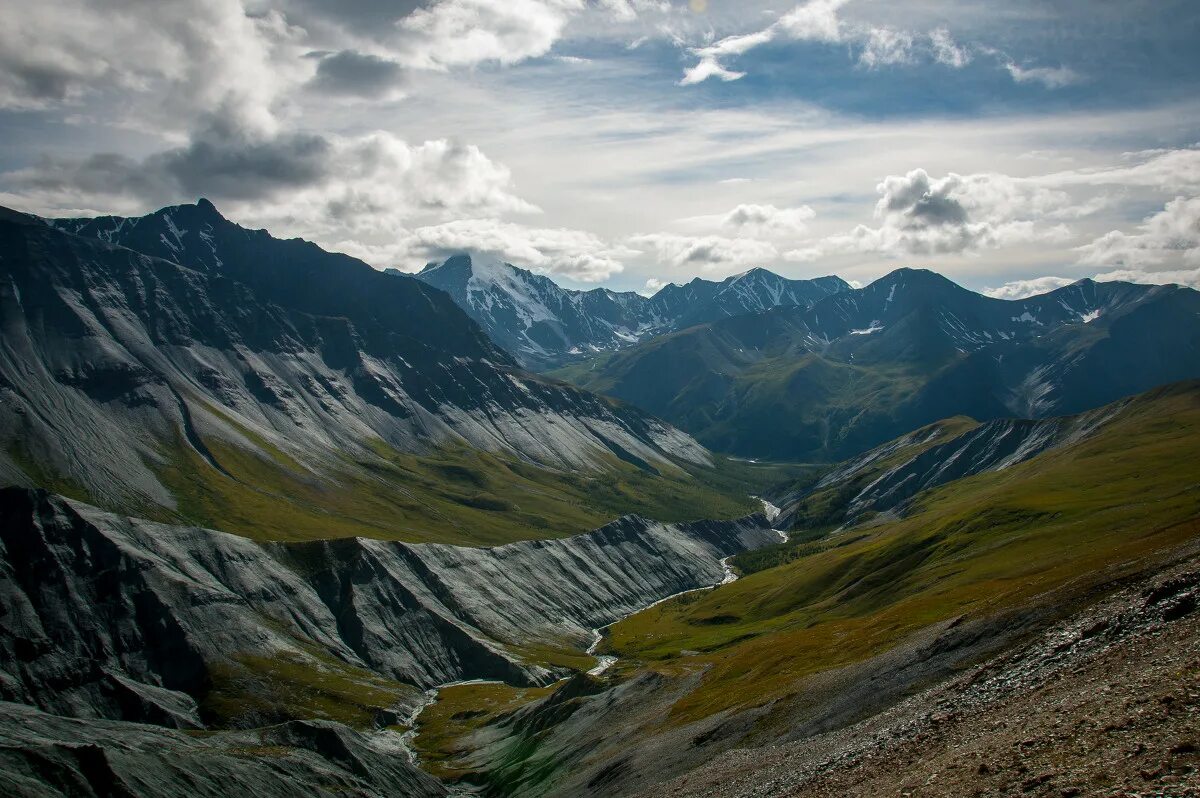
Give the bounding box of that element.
[407,254,849,368]
[554,267,1200,460]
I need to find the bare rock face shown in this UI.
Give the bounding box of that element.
[0,205,709,513]
[0,488,778,727]
[0,702,447,798]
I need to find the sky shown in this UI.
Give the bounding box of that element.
[1,0,1199,298]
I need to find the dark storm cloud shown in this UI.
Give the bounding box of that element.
[149,131,333,199]
[307,50,407,98]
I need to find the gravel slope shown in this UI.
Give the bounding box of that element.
[636,552,1200,798]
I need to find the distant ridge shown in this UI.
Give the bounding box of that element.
[409,253,850,368]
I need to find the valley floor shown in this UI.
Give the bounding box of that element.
[636,550,1200,798]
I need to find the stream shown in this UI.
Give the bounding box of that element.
[394,497,789,765]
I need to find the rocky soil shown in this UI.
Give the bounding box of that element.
[637,553,1200,798]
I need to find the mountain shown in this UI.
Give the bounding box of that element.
[409,255,850,368]
[644,267,851,332]
[1,201,765,545]
[554,268,1200,461]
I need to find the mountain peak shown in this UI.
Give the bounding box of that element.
[728,267,778,282]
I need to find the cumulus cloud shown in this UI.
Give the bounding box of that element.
[0,0,641,279]
[394,218,631,282]
[640,277,670,296]
[3,130,539,241]
[1077,196,1200,274]
[0,0,309,136]
[396,0,583,70]
[982,276,1076,300]
[630,233,778,270]
[798,168,1085,259]
[722,203,815,236]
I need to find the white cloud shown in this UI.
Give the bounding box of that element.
[0,0,309,136]
[1092,266,1200,290]
[722,203,815,236]
[640,277,670,296]
[630,232,778,270]
[929,27,970,68]
[1003,61,1082,89]
[1077,196,1200,272]
[811,168,1079,257]
[679,0,849,85]
[982,276,1076,300]
[394,217,631,281]
[776,0,851,42]
[859,28,915,68]
[396,0,583,70]
[1037,146,1200,194]
[679,57,747,85]
[3,132,540,246]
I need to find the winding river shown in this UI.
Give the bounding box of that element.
[396,497,789,764]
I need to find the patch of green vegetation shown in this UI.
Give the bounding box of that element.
[5,442,95,504]
[201,644,420,729]
[148,399,793,545]
[414,681,556,781]
[606,382,1200,726]
[551,325,948,463]
[731,415,980,575]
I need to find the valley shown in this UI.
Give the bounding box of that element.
[1,201,1198,798]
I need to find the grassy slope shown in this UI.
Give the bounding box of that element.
[602,382,1200,725]
[732,415,979,574]
[138,401,799,545]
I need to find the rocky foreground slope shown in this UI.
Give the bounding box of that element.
[639,547,1200,798]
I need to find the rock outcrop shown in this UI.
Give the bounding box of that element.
[0,701,446,798]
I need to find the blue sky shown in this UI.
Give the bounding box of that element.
[1,0,1198,298]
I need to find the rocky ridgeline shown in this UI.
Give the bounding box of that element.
[0,205,709,511]
[776,394,1133,529]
